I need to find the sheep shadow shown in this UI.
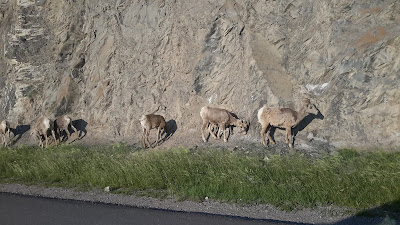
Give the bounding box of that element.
[11,124,31,144]
[164,119,177,141]
[292,107,325,137]
[69,119,88,143]
[142,120,175,148]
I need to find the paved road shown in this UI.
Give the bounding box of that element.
[0,193,298,225]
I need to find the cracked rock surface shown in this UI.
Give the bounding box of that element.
[0,0,399,148]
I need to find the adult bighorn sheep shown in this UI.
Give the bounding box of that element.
[257,99,318,148]
[140,114,169,149]
[200,106,249,142]
[54,115,78,144]
[31,116,56,148]
[1,120,11,147]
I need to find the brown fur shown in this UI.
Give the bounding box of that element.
[257,99,318,148]
[200,106,248,142]
[31,116,56,148]
[140,114,168,149]
[54,115,78,145]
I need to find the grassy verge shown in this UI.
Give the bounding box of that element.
[0,145,399,212]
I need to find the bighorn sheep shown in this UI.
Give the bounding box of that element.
[200,106,249,142]
[140,114,169,149]
[207,120,247,140]
[257,99,318,148]
[1,120,11,147]
[31,116,56,148]
[54,115,78,144]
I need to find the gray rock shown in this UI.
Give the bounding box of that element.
[0,0,399,148]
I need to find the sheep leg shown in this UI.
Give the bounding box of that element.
[33,131,41,148]
[39,137,44,148]
[214,124,220,138]
[3,130,8,147]
[208,123,218,139]
[51,130,57,146]
[207,124,213,138]
[286,126,293,148]
[64,127,71,141]
[285,131,289,143]
[217,125,224,139]
[141,128,147,148]
[35,132,42,148]
[44,134,48,148]
[260,124,269,147]
[145,130,152,149]
[201,121,209,142]
[7,129,11,146]
[54,129,59,145]
[221,124,228,142]
[266,125,275,145]
[38,138,43,148]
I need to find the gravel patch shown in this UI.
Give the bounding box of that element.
[0,183,391,225]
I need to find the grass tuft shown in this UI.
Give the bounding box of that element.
[0,145,399,212]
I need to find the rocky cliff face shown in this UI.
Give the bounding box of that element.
[0,0,399,148]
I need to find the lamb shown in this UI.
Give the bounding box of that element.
[140,114,169,149]
[31,116,56,148]
[54,115,78,144]
[207,120,246,140]
[200,106,249,142]
[257,99,318,148]
[0,120,11,147]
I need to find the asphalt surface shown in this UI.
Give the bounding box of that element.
[0,193,297,225]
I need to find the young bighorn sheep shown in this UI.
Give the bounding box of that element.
[54,115,78,144]
[140,114,169,149]
[207,120,247,140]
[257,99,318,148]
[31,116,56,148]
[200,106,249,142]
[0,120,11,147]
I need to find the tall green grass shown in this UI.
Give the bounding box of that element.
[0,145,399,211]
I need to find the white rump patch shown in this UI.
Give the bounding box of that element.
[140,115,147,128]
[43,118,50,129]
[0,121,6,131]
[257,106,265,123]
[65,117,71,124]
